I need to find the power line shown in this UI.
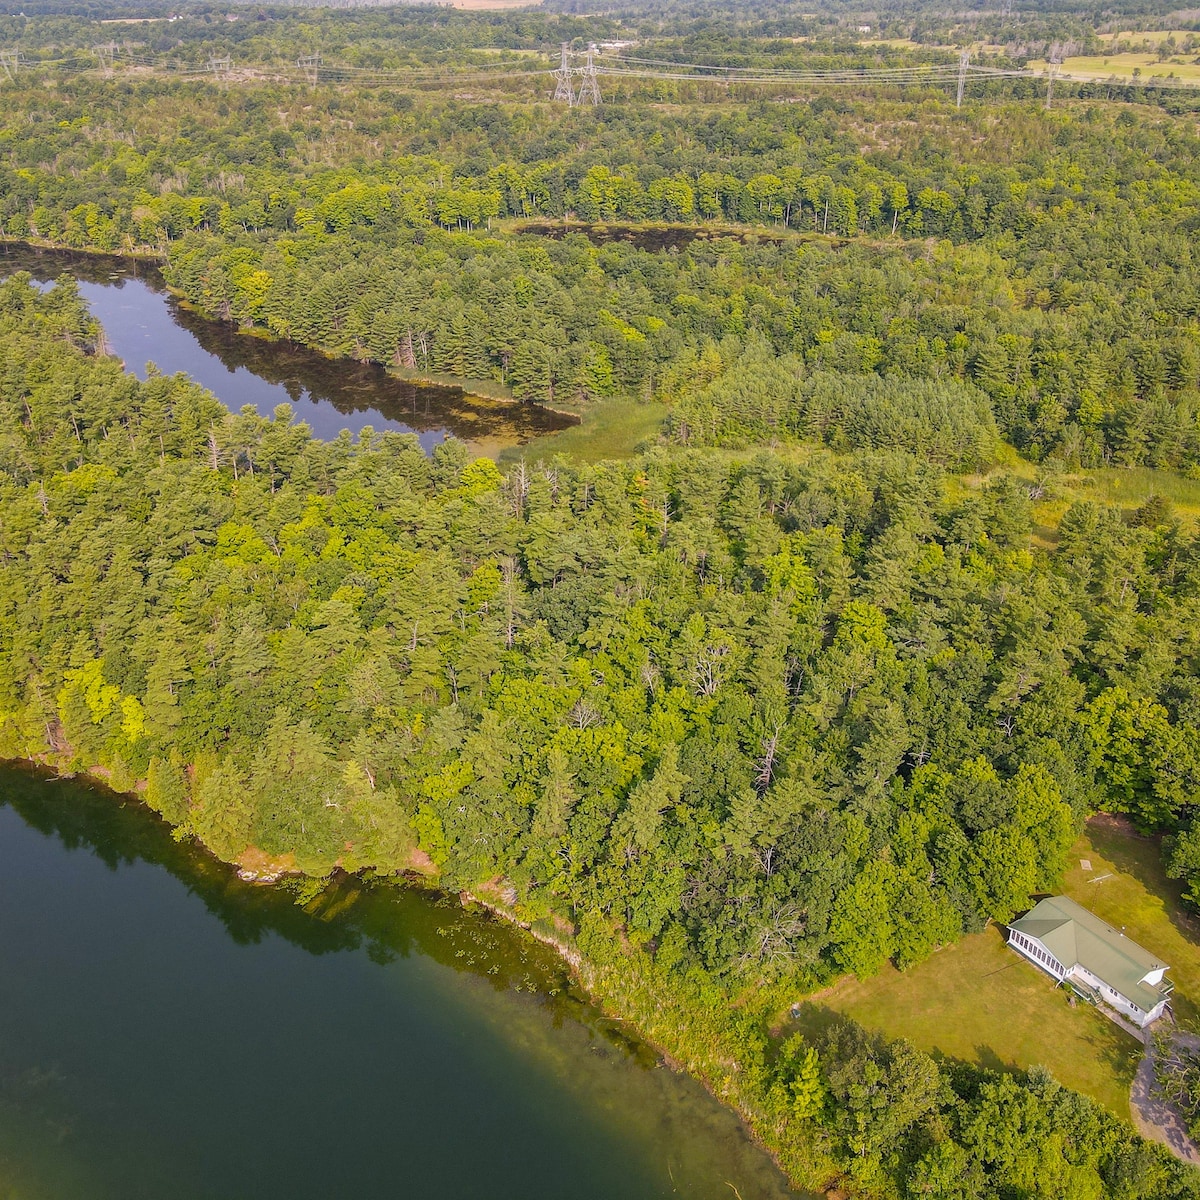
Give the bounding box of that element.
[92,42,117,76]
[552,42,601,106]
[206,55,232,85]
[1046,42,1063,109]
[1,42,1197,101]
[298,52,321,88]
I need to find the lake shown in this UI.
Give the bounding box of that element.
[0,244,575,453]
[0,766,806,1200]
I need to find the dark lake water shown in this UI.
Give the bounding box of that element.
[517,222,789,251]
[0,244,574,453]
[0,767,805,1200]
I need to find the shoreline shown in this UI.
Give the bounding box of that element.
[0,237,584,425]
[3,755,836,1198]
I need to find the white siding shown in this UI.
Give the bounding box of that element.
[1007,929,1169,1029]
[1008,929,1065,978]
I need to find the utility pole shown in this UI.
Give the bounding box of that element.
[956,49,970,108]
[577,42,601,106]
[552,41,574,106]
[0,49,20,82]
[298,52,320,88]
[92,42,118,76]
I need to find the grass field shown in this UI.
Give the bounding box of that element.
[1022,465,1200,547]
[501,398,668,464]
[794,814,1200,1119]
[1065,817,1200,1028]
[1099,29,1195,42]
[1028,51,1200,85]
[441,0,542,9]
[801,925,1141,1115]
[1083,468,1200,518]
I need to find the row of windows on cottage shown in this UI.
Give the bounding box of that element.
[1010,930,1064,976]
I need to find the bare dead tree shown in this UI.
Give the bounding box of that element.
[755,723,784,792]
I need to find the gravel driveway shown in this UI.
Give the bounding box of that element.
[1130,1027,1200,1164]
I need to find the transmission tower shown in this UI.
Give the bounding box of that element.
[552,41,575,105]
[0,49,20,82]
[92,42,118,76]
[298,52,321,87]
[207,55,232,87]
[576,42,601,106]
[1045,43,1062,109]
[956,49,970,108]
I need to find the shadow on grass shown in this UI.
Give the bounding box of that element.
[787,999,1030,1078]
[1086,814,1200,949]
[787,997,1141,1098]
[972,1044,1007,1074]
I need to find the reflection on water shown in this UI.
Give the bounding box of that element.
[0,766,806,1200]
[0,244,574,452]
[517,221,788,251]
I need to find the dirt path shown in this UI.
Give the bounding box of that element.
[1130,1030,1200,1164]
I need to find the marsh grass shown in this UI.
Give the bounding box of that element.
[501,398,669,464]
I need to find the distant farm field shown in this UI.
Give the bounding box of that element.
[1028,51,1200,84]
[442,0,542,8]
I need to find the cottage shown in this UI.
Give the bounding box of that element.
[1007,895,1173,1029]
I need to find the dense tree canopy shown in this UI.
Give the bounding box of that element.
[3,275,1200,1194]
[5,7,1200,1194]
[2,60,1198,470]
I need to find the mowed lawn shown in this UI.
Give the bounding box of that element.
[799,814,1200,1118]
[1063,816,1200,1028]
[805,925,1141,1116]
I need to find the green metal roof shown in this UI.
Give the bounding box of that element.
[1009,896,1170,1012]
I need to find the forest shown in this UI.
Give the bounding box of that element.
[1,53,1198,468]
[4,271,1200,1195]
[3,2,1200,1196]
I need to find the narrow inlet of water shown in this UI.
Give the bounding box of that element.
[0,244,574,453]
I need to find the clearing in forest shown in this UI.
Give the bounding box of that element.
[796,815,1200,1119]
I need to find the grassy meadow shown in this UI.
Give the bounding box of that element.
[1027,42,1200,85]
[503,398,670,463]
